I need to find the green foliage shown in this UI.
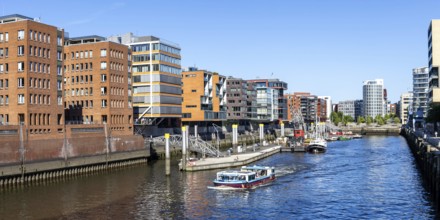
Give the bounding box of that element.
[337,112,343,119]
[376,117,384,125]
[341,115,354,126]
[374,115,383,123]
[426,103,440,123]
[393,117,400,124]
[356,116,365,124]
[331,112,340,126]
[366,116,373,125]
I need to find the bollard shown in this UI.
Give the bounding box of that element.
[165,133,171,176]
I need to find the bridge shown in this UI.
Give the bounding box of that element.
[151,135,224,157]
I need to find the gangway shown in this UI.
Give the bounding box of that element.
[151,135,224,157]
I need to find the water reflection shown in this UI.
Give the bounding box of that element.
[0,136,437,219]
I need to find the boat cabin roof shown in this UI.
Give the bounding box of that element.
[217,170,255,176]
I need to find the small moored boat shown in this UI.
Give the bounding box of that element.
[213,165,275,188]
[306,138,327,153]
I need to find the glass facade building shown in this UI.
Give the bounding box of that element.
[412,67,429,117]
[108,33,181,126]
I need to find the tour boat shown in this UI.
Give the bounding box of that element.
[213,165,276,188]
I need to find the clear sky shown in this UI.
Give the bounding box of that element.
[2,0,439,102]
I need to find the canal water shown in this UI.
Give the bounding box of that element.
[0,136,437,219]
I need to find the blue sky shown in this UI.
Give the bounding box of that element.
[2,0,439,102]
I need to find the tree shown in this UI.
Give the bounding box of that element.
[331,112,341,126]
[366,116,373,125]
[357,116,365,124]
[374,115,383,123]
[384,114,390,121]
[426,103,440,123]
[376,117,384,125]
[393,117,400,124]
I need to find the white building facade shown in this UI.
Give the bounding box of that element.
[363,79,385,118]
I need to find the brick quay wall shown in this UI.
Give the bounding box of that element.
[0,125,148,187]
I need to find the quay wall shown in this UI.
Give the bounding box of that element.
[341,127,401,135]
[0,125,148,187]
[401,128,440,207]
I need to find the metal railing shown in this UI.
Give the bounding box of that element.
[151,134,223,157]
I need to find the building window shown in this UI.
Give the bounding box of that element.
[101,74,107,82]
[101,87,107,95]
[5,32,8,42]
[101,99,107,108]
[17,30,24,40]
[18,94,25,104]
[18,78,24,88]
[57,80,62,91]
[100,62,107,70]
[17,46,24,56]
[100,49,107,57]
[17,62,24,72]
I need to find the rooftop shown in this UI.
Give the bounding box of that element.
[0,14,34,23]
[109,32,180,48]
[65,35,106,45]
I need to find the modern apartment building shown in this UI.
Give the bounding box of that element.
[63,36,133,134]
[226,77,251,120]
[363,79,385,118]
[181,68,227,124]
[0,14,65,134]
[412,67,429,117]
[285,92,327,124]
[247,79,287,121]
[318,96,332,122]
[108,33,181,127]
[388,103,397,115]
[338,100,363,120]
[428,20,440,104]
[400,92,413,124]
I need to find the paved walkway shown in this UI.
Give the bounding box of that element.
[413,129,440,149]
[184,145,281,171]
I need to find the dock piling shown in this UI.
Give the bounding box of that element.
[165,133,170,176]
[181,126,187,171]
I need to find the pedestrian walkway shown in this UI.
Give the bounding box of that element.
[414,129,440,149]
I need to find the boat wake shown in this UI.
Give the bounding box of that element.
[207,186,248,190]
